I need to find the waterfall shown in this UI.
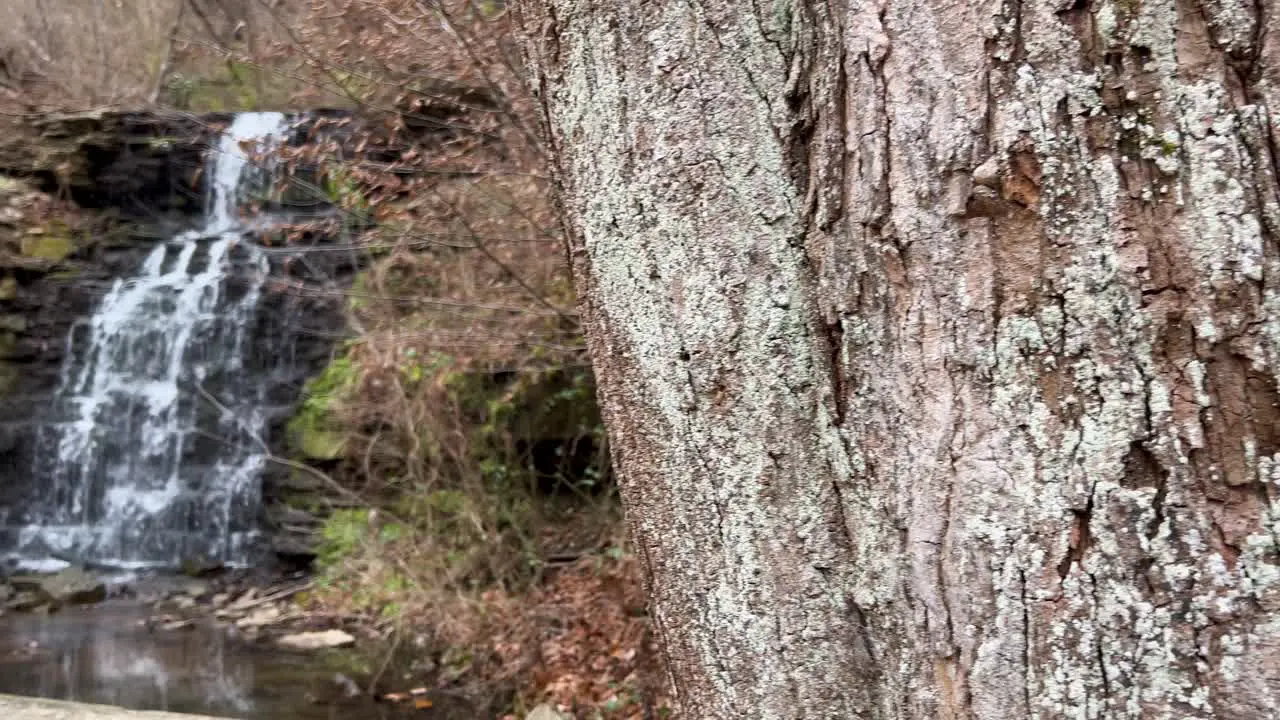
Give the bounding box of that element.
[10,113,292,570]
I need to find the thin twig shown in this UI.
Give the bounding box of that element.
[367,613,404,694]
[191,381,406,524]
[150,0,189,106]
[428,184,575,324]
[224,580,315,612]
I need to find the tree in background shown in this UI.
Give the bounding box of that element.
[517,0,1280,717]
[0,0,289,108]
[0,0,185,105]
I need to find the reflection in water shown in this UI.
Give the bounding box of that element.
[0,604,426,719]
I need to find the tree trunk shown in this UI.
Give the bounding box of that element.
[515,1,1280,717]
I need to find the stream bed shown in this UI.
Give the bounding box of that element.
[0,603,451,719]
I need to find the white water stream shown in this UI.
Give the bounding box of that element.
[12,113,291,569]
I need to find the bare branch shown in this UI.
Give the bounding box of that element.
[150,0,189,105]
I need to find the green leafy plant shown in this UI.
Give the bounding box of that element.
[316,508,370,571]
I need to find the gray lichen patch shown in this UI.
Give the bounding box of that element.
[520,0,1280,716]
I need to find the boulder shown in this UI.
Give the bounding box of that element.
[175,577,210,598]
[234,605,283,629]
[0,693,229,719]
[10,566,106,605]
[6,590,48,612]
[276,629,356,650]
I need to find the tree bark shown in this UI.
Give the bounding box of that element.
[515,1,1280,717]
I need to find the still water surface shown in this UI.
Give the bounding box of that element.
[0,603,438,719]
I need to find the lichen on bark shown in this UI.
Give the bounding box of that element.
[517,0,1280,717]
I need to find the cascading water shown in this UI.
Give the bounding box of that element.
[10,113,292,570]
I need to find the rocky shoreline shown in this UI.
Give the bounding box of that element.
[0,564,523,718]
[0,566,356,651]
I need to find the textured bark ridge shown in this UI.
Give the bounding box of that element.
[517,0,1280,717]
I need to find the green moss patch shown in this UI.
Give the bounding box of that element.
[20,227,74,262]
[288,356,359,460]
[295,426,348,461]
[0,315,27,332]
[0,362,19,394]
[0,333,16,360]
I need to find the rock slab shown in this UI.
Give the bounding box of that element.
[9,567,106,606]
[0,694,227,719]
[275,629,356,650]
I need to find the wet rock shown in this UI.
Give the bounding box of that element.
[181,573,211,591]
[276,629,355,650]
[41,568,106,605]
[234,605,282,629]
[265,504,323,558]
[176,578,211,598]
[5,590,45,612]
[0,693,229,719]
[180,557,225,577]
[216,590,260,619]
[332,673,362,699]
[10,567,105,605]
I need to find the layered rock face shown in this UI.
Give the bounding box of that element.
[0,111,349,567]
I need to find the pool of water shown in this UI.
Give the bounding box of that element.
[0,603,461,719]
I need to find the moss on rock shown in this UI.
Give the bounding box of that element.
[20,225,75,262]
[0,316,28,333]
[0,333,17,360]
[294,426,348,461]
[0,176,24,197]
[288,356,359,460]
[0,362,19,394]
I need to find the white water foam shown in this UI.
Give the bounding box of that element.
[10,113,291,569]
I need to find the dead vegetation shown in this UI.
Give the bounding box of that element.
[0,0,340,111]
[0,0,181,106]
